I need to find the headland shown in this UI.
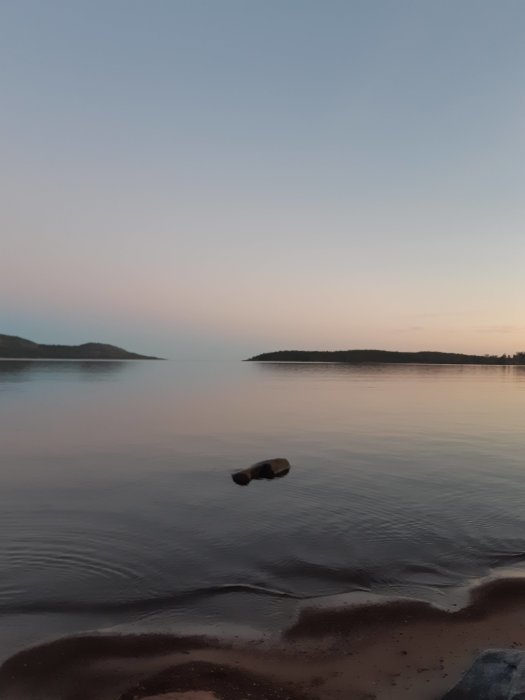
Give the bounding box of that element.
[0,333,160,360]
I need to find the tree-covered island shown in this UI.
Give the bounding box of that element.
[247,350,525,364]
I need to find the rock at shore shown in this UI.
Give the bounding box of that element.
[441,648,525,699]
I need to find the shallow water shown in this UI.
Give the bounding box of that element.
[1,359,525,660]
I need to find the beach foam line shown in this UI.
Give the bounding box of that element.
[285,575,525,638]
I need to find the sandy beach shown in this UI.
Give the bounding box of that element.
[2,577,525,700]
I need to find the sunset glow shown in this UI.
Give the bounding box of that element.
[2,1,524,357]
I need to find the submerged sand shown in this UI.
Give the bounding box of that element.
[3,577,525,700]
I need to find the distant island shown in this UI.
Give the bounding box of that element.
[0,334,160,360]
[247,350,525,365]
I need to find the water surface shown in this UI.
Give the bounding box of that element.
[1,359,525,660]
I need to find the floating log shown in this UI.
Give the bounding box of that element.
[231,458,291,486]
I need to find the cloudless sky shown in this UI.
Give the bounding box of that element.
[1,0,524,358]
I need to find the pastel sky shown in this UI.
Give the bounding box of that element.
[1,0,524,358]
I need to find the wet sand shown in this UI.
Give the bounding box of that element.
[3,578,525,700]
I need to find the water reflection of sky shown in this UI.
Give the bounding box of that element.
[0,359,132,382]
[1,360,525,659]
[1,359,524,464]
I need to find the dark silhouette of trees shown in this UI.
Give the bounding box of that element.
[247,350,525,365]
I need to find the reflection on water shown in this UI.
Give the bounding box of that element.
[1,359,525,659]
[253,360,521,378]
[0,359,131,381]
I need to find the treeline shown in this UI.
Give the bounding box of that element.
[247,350,525,365]
[0,333,158,360]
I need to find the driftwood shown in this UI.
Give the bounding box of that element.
[232,458,291,486]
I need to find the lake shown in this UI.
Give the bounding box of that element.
[1,359,525,662]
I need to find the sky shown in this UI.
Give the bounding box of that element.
[1,0,524,358]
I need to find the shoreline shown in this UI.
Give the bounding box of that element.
[4,577,525,699]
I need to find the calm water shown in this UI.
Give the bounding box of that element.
[1,359,525,660]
